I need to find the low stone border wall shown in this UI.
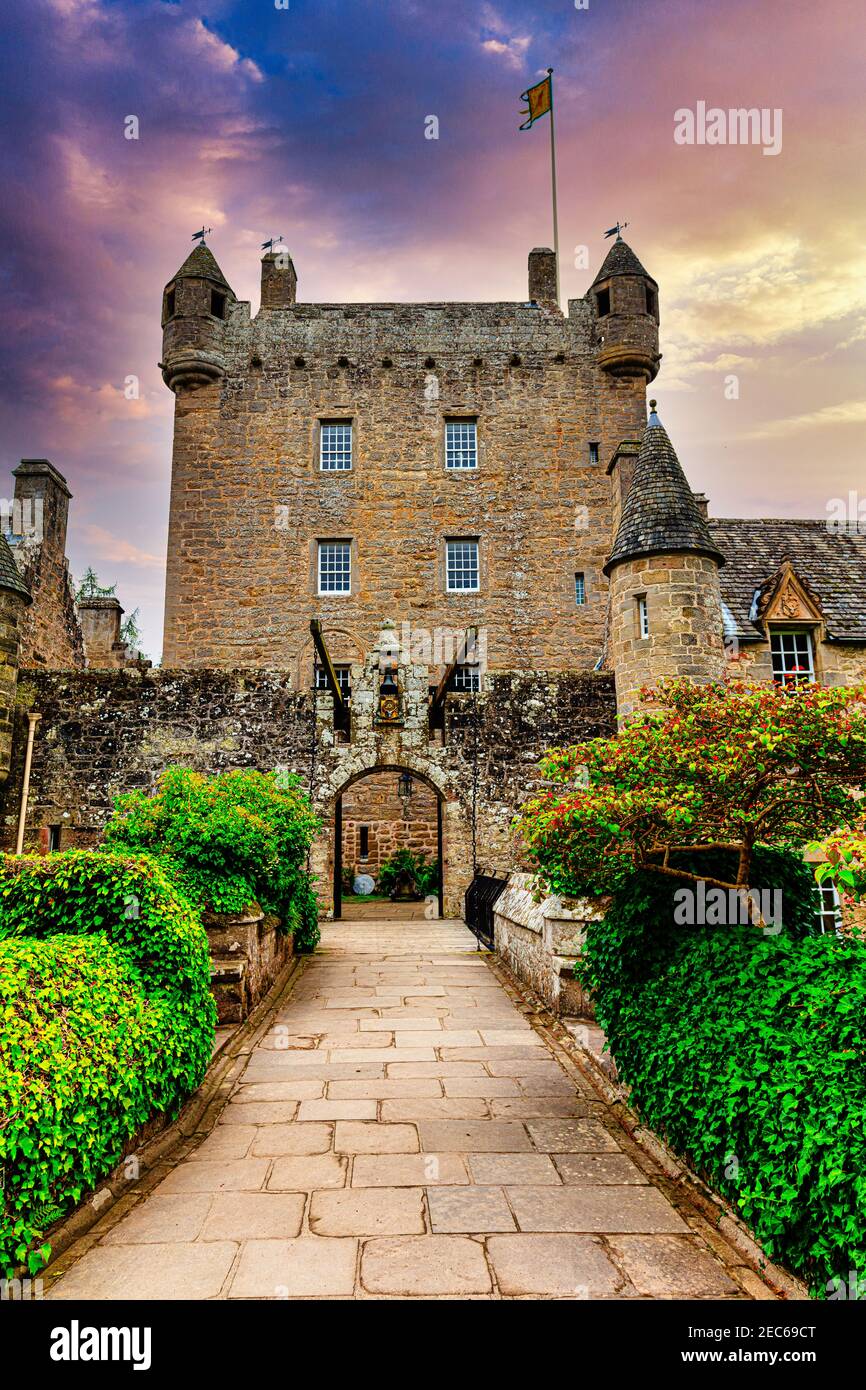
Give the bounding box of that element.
[492,872,609,1017]
[204,906,293,1023]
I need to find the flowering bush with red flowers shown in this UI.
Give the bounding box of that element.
[517,678,866,905]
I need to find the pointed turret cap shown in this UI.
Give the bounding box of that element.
[591,236,655,288]
[0,534,32,603]
[603,403,724,574]
[165,243,232,290]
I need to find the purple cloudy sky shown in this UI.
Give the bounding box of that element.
[0,0,864,658]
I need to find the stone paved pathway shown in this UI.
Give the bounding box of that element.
[47,919,771,1300]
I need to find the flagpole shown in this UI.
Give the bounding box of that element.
[547,67,561,307]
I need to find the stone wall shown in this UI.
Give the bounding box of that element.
[0,661,617,918]
[204,907,292,1024]
[493,872,610,1016]
[161,250,653,675]
[341,769,438,879]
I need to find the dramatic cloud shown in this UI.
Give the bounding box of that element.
[0,0,863,656]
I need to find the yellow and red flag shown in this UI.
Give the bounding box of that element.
[519,74,552,130]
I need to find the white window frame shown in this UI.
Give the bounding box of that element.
[818,881,843,937]
[451,663,481,692]
[770,629,815,685]
[575,572,586,606]
[319,420,353,472]
[637,594,649,639]
[318,541,351,595]
[445,419,478,470]
[446,539,480,593]
[314,663,352,699]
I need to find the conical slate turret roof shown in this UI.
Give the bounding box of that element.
[591,236,655,287]
[603,405,725,575]
[0,535,32,602]
[166,243,231,289]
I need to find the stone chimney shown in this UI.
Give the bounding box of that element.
[606,439,642,539]
[528,247,557,305]
[692,492,710,520]
[12,459,71,558]
[261,251,297,309]
[77,596,127,668]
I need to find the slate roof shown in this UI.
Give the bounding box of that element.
[604,409,725,574]
[708,519,866,642]
[0,534,32,602]
[166,244,232,289]
[591,236,655,287]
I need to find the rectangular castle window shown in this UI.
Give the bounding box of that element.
[165,289,175,319]
[450,663,481,692]
[589,442,599,465]
[318,541,351,594]
[445,419,478,470]
[210,289,227,319]
[320,421,353,472]
[446,539,479,592]
[596,287,611,317]
[359,825,370,860]
[770,630,814,685]
[818,881,843,937]
[47,825,62,852]
[637,594,649,639]
[645,286,658,318]
[575,572,586,606]
[315,663,352,699]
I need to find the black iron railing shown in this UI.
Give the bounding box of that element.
[464,871,508,949]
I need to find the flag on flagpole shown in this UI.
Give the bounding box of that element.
[519,74,552,130]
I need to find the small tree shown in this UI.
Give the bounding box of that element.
[76,567,116,600]
[120,607,142,650]
[517,679,866,912]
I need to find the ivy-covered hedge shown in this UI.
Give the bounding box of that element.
[0,850,216,1276]
[578,863,866,1297]
[104,766,321,950]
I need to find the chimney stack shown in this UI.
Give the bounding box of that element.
[261,251,297,309]
[692,492,710,520]
[528,247,558,305]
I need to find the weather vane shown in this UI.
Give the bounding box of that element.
[261,236,285,253]
[191,227,212,245]
[604,221,629,240]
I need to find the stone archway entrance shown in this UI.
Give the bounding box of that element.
[333,765,444,920]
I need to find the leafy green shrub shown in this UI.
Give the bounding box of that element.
[377,848,439,897]
[0,850,215,1276]
[578,862,866,1296]
[104,766,321,950]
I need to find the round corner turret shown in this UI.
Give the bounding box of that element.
[161,244,236,393]
[589,237,660,383]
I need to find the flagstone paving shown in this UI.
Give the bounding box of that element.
[46,918,775,1301]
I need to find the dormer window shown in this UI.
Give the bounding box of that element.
[596,287,611,318]
[210,289,227,319]
[770,631,815,686]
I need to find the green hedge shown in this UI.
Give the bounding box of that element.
[577,861,866,1297]
[104,766,321,951]
[0,850,216,1275]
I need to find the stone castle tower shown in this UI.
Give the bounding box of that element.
[159,235,660,682]
[604,403,726,715]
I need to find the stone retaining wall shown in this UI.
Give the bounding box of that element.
[204,906,292,1024]
[493,872,610,1017]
